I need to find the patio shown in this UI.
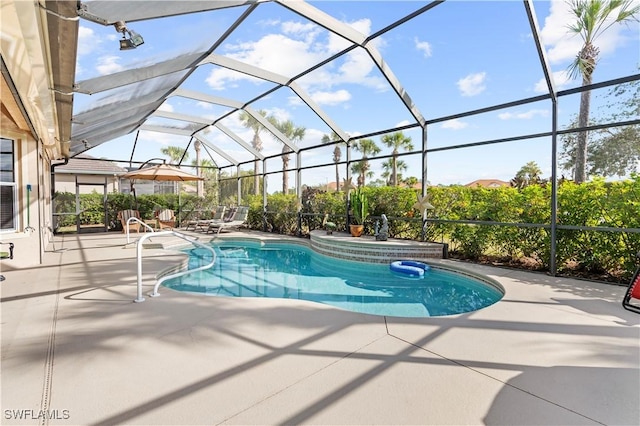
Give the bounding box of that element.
[1,230,638,425]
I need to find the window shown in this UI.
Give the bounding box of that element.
[0,138,16,231]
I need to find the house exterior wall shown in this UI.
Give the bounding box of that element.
[55,174,120,194]
[1,123,46,268]
[1,1,63,268]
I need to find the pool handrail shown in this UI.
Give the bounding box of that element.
[126,216,155,244]
[134,230,216,303]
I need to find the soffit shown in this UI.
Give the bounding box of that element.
[46,0,79,157]
[1,71,32,134]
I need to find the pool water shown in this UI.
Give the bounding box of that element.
[163,241,503,317]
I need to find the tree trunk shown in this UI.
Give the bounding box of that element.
[391,154,398,186]
[575,72,593,183]
[282,147,290,194]
[253,134,261,195]
[195,140,203,197]
[333,146,341,192]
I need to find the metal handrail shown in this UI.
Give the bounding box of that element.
[134,230,216,303]
[126,217,155,244]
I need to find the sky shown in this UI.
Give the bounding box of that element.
[74,0,640,191]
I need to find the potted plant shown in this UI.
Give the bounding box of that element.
[349,187,368,237]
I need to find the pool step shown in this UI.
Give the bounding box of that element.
[310,230,444,264]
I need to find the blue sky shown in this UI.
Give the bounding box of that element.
[75,0,640,190]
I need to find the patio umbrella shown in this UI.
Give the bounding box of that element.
[122,163,204,182]
[123,163,204,223]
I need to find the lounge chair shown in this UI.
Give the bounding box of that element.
[206,206,249,235]
[183,207,220,231]
[192,206,228,232]
[622,252,640,314]
[118,209,141,233]
[155,209,176,230]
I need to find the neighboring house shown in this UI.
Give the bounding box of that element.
[54,155,127,194]
[398,181,423,190]
[465,179,511,188]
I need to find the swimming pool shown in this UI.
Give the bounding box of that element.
[163,240,504,317]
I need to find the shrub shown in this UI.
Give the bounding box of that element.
[54,175,640,282]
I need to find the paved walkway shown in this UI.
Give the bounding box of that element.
[1,231,638,425]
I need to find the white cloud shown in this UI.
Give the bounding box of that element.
[540,0,636,64]
[231,33,323,76]
[205,18,386,93]
[75,62,86,77]
[282,21,319,39]
[139,129,181,147]
[414,37,432,58]
[267,107,291,122]
[158,102,174,112]
[77,26,103,56]
[395,120,411,127]
[197,102,213,110]
[441,119,468,130]
[287,96,304,107]
[457,72,487,97]
[533,70,572,93]
[336,48,387,91]
[498,109,549,120]
[96,55,124,75]
[311,89,352,106]
[209,71,263,91]
[206,32,324,91]
[327,18,371,54]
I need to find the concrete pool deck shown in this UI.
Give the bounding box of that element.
[1,230,638,425]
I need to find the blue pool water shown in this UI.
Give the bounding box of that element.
[163,241,503,317]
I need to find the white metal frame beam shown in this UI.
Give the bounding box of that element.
[193,133,239,166]
[77,1,259,25]
[74,53,203,94]
[153,110,213,126]
[213,123,265,160]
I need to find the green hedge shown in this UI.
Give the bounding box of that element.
[54,175,640,282]
[53,192,205,230]
[252,177,639,281]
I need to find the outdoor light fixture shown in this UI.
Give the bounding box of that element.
[114,21,144,50]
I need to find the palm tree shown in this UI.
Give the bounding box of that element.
[351,138,380,187]
[193,139,203,197]
[381,131,413,186]
[322,132,344,192]
[269,118,306,194]
[381,158,408,186]
[403,176,419,187]
[198,159,218,202]
[350,162,375,187]
[239,109,269,194]
[160,145,188,195]
[511,161,545,189]
[567,0,640,183]
[161,146,187,164]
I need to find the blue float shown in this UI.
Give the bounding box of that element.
[389,260,431,278]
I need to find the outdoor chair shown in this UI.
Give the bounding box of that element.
[0,242,14,281]
[206,206,249,235]
[192,206,228,232]
[155,209,176,230]
[183,208,212,231]
[622,252,640,314]
[118,209,141,233]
